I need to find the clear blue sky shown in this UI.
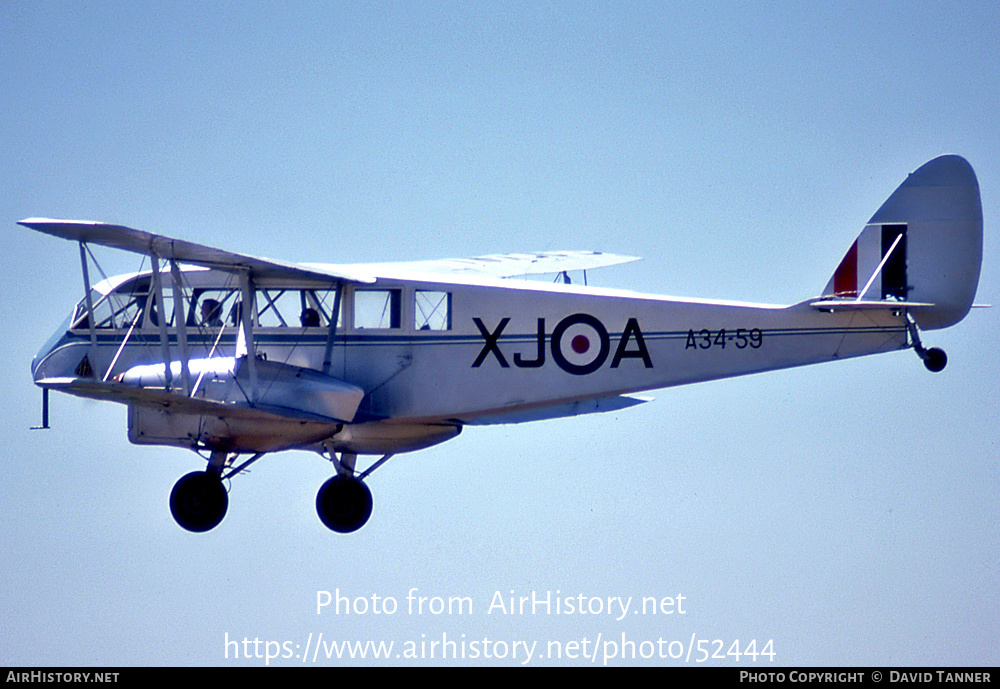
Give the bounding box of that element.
[2,1,997,666]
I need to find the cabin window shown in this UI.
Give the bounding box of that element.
[180,288,344,329]
[301,289,343,328]
[186,289,240,328]
[354,289,401,329]
[254,288,343,328]
[159,290,245,329]
[415,290,451,330]
[255,289,296,328]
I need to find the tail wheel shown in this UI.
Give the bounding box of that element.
[922,347,947,373]
[906,315,948,374]
[170,471,228,532]
[316,475,373,533]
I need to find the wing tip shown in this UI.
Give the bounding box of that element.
[20,217,96,224]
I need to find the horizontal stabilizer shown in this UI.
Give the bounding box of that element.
[806,298,935,311]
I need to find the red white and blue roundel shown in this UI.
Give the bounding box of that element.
[550,313,611,375]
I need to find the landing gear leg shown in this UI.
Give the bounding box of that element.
[169,451,229,532]
[905,314,947,373]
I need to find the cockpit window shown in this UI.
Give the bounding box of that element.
[70,278,346,332]
[71,278,150,330]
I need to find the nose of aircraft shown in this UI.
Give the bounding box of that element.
[31,314,73,382]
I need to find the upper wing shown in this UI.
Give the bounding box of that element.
[20,218,636,282]
[308,250,641,280]
[18,218,375,283]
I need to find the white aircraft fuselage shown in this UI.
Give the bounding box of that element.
[31,268,907,455]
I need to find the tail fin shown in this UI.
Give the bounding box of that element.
[823,155,982,330]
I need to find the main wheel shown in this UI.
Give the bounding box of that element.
[170,471,228,532]
[923,347,947,373]
[316,475,373,533]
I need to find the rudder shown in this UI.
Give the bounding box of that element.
[823,155,982,330]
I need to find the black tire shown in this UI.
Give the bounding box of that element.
[923,347,947,373]
[170,471,228,532]
[316,475,373,533]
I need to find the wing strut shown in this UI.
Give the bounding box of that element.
[149,255,174,392]
[322,441,396,480]
[103,307,142,383]
[221,452,267,480]
[169,260,192,396]
[78,242,99,376]
[238,269,258,401]
[357,454,395,481]
[321,284,343,375]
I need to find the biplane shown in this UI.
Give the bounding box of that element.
[22,155,983,533]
